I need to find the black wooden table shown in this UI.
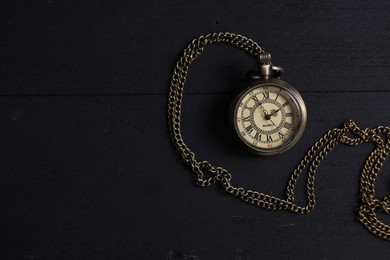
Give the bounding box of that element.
[1,1,390,259]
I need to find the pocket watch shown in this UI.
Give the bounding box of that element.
[230,53,307,155]
[168,32,390,241]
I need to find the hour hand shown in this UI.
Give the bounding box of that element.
[260,105,271,120]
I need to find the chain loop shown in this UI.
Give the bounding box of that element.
[168,32,390,241]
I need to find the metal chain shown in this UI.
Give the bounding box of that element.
[167,32,390,241]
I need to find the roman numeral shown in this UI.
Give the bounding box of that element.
[254,132,261,141]
[284,122,295,130]
[262,91,270,99]
[266,135,273,142]
[278,131,287,142]
[245,125,254,133]
[282,98,294,107]
[243,116,251,122]
[251,95,261,105]
[275,89,281,100]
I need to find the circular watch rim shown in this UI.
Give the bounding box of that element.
[230,79,307,156]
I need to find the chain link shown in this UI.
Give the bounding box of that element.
[167,32,390,241]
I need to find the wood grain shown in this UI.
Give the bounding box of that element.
[1,0,390,259]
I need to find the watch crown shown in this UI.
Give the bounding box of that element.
[257,52,272,65]
[249,52,284,79]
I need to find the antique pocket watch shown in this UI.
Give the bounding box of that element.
[230,53,307,155]
[168,33,390,241]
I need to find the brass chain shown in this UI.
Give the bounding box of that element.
[167,32,390,241]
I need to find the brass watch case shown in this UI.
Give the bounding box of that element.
[230,78,307,155]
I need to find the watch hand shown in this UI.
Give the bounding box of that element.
[259,104,271,120]
[269,118,286,141]
[252,96,269,118]
[270,108,280,117]
[269,118,278,128]
[269,118,285,139]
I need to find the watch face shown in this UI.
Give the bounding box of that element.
[231,80,306,155]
